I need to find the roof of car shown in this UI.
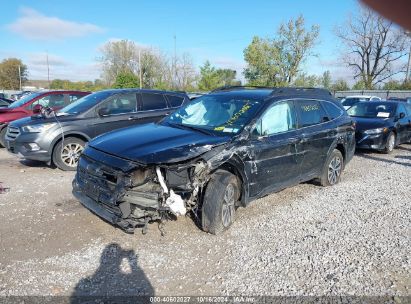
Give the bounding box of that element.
[98,88,188,96]
[344,95,377,99]
[209,86,333,100]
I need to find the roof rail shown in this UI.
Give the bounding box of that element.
[210,85,275,92]
[210,85,332,96]
[269,87,332,96]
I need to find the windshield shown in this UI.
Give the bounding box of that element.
[60,91,116,115]
[8,92,43,109]
[341,97,369,107]
[163,95,263,135]
[347,102,396,118]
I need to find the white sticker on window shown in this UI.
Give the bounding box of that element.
[377,112,390,118]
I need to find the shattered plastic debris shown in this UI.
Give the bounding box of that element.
[165,190,187,216]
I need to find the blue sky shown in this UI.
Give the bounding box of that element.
[0,0,358,82]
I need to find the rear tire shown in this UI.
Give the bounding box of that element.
[0,127,7,148]
[320,149,343,187]
[383,132,395,154]
[52,137,85,171]
[201,170,240,235]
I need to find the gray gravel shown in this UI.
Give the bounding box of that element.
[0,146,410,297]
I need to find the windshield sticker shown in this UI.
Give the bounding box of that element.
[301,104,319,112]
[214,103,251,131]
[377,112,390,118]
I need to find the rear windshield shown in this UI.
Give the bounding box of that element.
[59,91,116,115]
[347,102,396,118]
[8,92,43,109]
[342,97,369,107]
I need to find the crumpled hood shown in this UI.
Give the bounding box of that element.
[353,117,392,131]
[89,123,231,164]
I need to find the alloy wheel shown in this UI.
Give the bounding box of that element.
[387,134,395,152]
[61,143,84,168]
[327,156,342,185]
[222,183,235,227]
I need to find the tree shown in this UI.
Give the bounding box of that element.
[216,69,237,87]
[336,7,409,89]
[244,15,320,86]
[174,53,198,91]
[331,79,350,91]
[197,61,222,91]
[113,71,139,88]
[0,58,28,90]
[293,73,319,87]
[99,40,139,84]
[321,70,332,89]
[352,80,367,90]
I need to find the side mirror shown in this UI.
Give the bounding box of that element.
[32,104,42,114]
[399,112,406,119]
[98,107,110,117]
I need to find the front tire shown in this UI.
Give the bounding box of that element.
[0,127,7,148]
[52,137,85,171]
[320,149,343,187]
[201,170,240,235]
[383,132,395,154]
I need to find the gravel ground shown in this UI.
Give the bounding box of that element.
[0,146,410,297]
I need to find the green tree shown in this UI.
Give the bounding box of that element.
[0,58,28,90]
[293,73,319,87]
[216,69,237,87]
[113,71,139,88]
[198,61,221,91]
[244,15,319,86]
[352,80,367,90]
[331,79,350,91]
[321,70,332,89]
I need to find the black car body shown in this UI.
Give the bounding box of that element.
[347,101,411,153]
[5,89,189,170]
[0,97,13,108]
[72,87,356,234]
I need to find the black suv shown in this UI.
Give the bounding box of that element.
[73,87,356,234]
[6,89,189,170]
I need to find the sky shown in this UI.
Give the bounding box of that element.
[0,0,359,83]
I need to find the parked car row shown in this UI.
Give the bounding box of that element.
[2,86,410,235]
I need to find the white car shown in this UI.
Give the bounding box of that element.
[340,95,381,110]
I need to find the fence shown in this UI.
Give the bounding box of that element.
[334,90,411,99]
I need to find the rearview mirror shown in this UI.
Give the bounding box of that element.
[32,104,42,114]
[98,107,110,117]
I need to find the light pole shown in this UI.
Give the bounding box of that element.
[405,31,411,83]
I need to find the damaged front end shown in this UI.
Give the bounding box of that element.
[72,148,211,234]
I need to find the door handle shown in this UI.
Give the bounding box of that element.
[128,116,138,120]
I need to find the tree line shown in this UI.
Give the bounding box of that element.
[1,5,410,91]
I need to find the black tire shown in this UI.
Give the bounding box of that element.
[201,170,240,235]
[0,127,7,148]
[320,149,344,187]
[52,137,85,171]
[383,132,395,154]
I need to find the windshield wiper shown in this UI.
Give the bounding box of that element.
[168,122,215,136]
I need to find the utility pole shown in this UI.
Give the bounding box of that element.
[405,31,411,83]
[18,65,22,91]
[174,34,177,89]
[139,49,142,89]
[46,52,50,88]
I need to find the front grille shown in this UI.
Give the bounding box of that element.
[6,126,20,140]
[77,155,126,211]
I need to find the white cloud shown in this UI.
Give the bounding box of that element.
[7,7,104,40]
[24,52,101,81]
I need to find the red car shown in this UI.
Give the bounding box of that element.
[0,90,90,147]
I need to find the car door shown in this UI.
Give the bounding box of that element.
[395,103,410,144]
[135,92,171,124]
[295,99,335,180]
[92,92,139,137]
[246,100,302,198]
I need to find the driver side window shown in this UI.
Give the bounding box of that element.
[27,95,51,110]
[101,93,137,115]
[255,101,296,136]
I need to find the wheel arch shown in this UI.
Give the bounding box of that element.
[50,132,90,164]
